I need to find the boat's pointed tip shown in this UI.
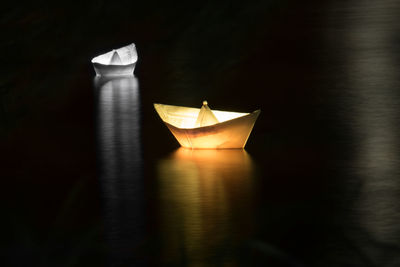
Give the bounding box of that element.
[250,109,261,119]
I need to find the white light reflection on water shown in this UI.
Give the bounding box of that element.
[157,148,256,265]
[95,76,145,266]
[345,0,400,243]
[330,0,400,265]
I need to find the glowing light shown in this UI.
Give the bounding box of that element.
[157,148,255,264]
[154,101,260,149]
[91,43,138,76]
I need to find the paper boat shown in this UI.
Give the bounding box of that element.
[91,43,138,76]
[154,101,260,149]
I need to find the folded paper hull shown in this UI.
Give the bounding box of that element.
[91,43,138,76]
[92,62,136,76]
[155,103,260,149]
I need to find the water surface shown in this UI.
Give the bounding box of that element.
[2,0,400,266]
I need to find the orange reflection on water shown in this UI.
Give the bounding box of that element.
[157,148,256,265]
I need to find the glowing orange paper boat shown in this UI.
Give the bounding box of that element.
[154,101,260,149]
[91,43,138,76]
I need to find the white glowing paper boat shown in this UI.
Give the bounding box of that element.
[91,43,138,76]
[154,101,260,149]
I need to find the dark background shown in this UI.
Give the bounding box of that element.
[2,0,400,266]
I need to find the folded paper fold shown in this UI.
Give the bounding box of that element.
[195,100,219,127]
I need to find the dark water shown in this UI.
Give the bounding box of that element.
[2,0,400,266]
